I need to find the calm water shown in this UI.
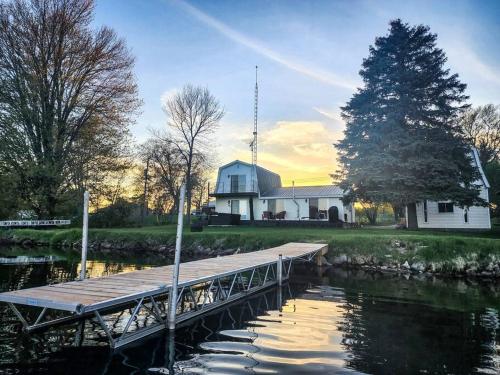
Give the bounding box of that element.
[0,246,499,374]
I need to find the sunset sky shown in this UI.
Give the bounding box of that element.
[94,0,500,186]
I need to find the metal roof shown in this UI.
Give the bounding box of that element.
[261,185,344,198]
[214,160,282,195]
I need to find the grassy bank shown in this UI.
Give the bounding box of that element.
[2,225,500,275]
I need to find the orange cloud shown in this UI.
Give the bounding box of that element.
[216,121,343,186]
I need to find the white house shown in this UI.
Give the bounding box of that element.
[408,148,491,230]
[210,160,355,223]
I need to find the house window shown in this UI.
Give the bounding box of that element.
[464,208,469,223]
[438,202,454,213]
[423,200,428,223]
[230,175,246,193]
[231,200,240,214]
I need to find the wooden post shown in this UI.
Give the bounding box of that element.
[277,254,283,286]
[316,252,323,267]
[80,191,89,281]
[168,183,186,330]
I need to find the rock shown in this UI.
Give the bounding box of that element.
[352,255,368,265]
[320,256,332,266]
[331,254,348,265]
[148,368,169,374]
[410,262,425,272]
[101,241,112,249]
[401,261,410,270]
[21,239,34,247]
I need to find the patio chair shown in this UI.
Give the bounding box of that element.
[275,211,286,220]
[262,211,274,220]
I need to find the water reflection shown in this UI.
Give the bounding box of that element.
[0,250,499,374]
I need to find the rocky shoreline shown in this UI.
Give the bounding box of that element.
[0,236,239,258]
[327,253,500,278]
[2,235,500,278]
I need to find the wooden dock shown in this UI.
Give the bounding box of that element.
[0,242,327,348]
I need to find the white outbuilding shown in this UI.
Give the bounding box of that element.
[407,147,491,230]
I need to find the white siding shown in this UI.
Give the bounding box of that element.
[250,196,353,222]
[215,163,257,193]
[416,187,491,229]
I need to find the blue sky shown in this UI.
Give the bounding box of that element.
[94,0,500,185]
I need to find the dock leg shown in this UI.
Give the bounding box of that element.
[277,254,283,287]
[167,331,176,373]
[277,286,282,311]
[168,183,186,331]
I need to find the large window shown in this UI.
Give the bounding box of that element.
[230,175,246,193]
[438,202,454,213]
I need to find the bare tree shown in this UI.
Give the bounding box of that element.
[139,134,185,216]
[360,201,381,225]
[164,85,224,222]
[0,0,139,217]
[460,104,500,166]
[190,171,209,212]
[139,129,213,220]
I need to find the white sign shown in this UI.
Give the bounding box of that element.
[0,220,71,227]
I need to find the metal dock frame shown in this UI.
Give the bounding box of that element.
[1,244,327,349]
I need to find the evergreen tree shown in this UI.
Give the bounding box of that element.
[336,19,485,226]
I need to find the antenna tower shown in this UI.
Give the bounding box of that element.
[252,65,258,166]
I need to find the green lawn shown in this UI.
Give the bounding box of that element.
[3,225,500,270]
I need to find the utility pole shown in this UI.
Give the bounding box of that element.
[252,65,258,167]
[249,66,258,222]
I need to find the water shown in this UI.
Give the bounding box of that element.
[0,247,499,374]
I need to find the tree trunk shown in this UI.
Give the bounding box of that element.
[406,203,418,229]
[185,158,192,225]
[391,203,405,223]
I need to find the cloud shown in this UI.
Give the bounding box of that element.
[446,42,500,85]
[160,88,178,107]
[221,121,339,185]
[313,107,345,125]
[170,0,356,90]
